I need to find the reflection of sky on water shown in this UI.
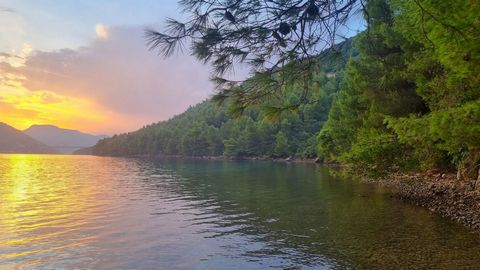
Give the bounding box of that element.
[0,155,479,269]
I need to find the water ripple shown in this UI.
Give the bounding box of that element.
[1,155,480,269]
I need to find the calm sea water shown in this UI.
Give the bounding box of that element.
[0,154,479,269]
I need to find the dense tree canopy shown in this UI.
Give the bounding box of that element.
[317,0,480,178]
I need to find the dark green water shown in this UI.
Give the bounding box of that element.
[0,155,479,269]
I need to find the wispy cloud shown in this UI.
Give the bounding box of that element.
[0,6,15,13]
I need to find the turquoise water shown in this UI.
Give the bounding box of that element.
[0,155,479,269]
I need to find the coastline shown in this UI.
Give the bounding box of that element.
[129,154,322,164]
[364,172,480,231]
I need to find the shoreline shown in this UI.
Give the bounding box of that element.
[130,154,323,164]
[100,154,480,231]
[364,172,480,231]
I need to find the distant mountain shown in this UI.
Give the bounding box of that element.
[0,122,57,154]
[24,125,106,154]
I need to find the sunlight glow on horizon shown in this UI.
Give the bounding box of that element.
[0,83,111,133]
[0,58,113,134]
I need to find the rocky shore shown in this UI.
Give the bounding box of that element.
[370,172,480,231]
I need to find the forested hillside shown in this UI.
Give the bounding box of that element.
[95,0,479,180]
[93,39,354,158]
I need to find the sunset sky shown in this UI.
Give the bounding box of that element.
[0,0,364,135]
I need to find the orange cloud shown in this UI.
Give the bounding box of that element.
[0,77,109,133]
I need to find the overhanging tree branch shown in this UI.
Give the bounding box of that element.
[146,0,364,112]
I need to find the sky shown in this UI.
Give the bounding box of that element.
[0,0,364,135]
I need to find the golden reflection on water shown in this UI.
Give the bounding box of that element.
[1,154,480,269]
[0,154,105,263]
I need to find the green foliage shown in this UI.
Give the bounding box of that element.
[392,0,480,109]
[274,131,290,157]
[341,128,408,176]
[387,100,480,175]
[318,0,423,165]
[317,68,366,161]
[317,0,479,179]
